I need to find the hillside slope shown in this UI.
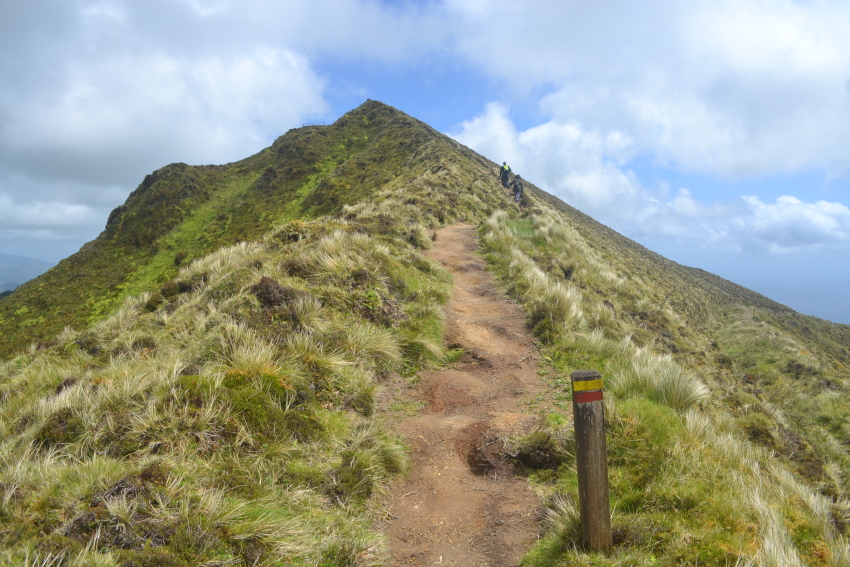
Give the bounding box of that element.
[0,101,495,359]
[530,185,850,370]
[1,101,849,566]
[0,102,511,566]
[480,189,850,564]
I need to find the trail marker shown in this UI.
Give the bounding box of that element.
[571,369,612,550]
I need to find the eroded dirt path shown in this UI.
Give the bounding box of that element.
[384,224,547,566]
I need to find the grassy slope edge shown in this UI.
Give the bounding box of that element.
[2,99,850,566]
[0,103,510,566]
[0,101,494,360]
[478,184,850,566]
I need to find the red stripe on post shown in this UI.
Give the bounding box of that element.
[574,390,603,403]
[570,369,611,550]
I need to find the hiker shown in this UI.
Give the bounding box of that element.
[511,175,524,204]
[498,162,511,188]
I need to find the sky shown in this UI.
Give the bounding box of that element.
[1,0,849,324]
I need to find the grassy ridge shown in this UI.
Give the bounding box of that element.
[0,101,496,360]
[478,192,850,565]
[0,106,510,565]
[3,99,850,565]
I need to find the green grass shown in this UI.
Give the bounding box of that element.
[0,100,505,360]
[0,102,512,565]
[4,99,850,565]
[478,200,850,566]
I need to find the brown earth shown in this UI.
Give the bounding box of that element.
[384,224,551,566]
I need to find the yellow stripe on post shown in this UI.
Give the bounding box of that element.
[571,369,612,550]
[573,379,603,392]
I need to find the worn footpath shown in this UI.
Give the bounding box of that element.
[384,224,549,566]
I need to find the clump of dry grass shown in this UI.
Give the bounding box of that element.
[0,213,455,565]
[543,494,583,550]
[607,348,710,412]
[481,196,850,566]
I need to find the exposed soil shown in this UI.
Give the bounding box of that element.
[384,224,549,566]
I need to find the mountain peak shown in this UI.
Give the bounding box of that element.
[0,101,495,356]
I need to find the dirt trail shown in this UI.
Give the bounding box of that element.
[385,224,547,566]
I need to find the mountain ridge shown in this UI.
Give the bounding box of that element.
[0,101,495,357]
[3,101,847,362]
[1,100,850,565]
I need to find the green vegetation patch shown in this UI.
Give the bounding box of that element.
[0,100,505,360]
[0,109,511,565]
[479,199,849,565]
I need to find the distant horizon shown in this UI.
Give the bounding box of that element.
[0,251,56,294]
[0,251,57,264]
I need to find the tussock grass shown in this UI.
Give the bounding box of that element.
[543,494,583,550]
[340,323,402,369]
[481,196,850,566]
[0,207,462,564]
[0,119,508,557]
[608,348,710,412]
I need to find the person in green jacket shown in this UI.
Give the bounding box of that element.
[498,162,511,188]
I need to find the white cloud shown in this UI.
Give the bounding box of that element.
[442,0,850,177]
[79,1,126,23]
[451,103,645,213]
[178,0,229,18]
[0,178,120,259]
[0,193,100,230]
[448,103,520,167]
[0,48,327,186]
[450,104,850,255]
[148,0,445,63]
[731,195,850,253]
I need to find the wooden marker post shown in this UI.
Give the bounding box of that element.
[571,369,612,550]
